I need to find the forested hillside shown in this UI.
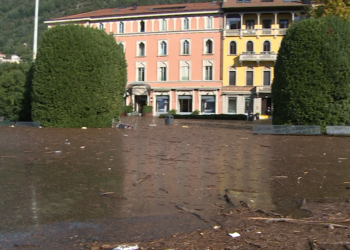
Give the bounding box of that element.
[0,0,212,62]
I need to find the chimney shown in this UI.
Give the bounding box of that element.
[132,3,137,10]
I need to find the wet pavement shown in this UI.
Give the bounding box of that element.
[1,117,350,249]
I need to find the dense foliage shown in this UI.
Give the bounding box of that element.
[31,25,127,128]
[0,0,212,62]
[307,0,350,19]
[0,62,32,121]
[272,16,350,127]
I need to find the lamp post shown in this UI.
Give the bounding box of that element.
[33,0,39,61]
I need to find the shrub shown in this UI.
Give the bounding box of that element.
[272,16,350,127]
[31,24,127,128]
[168,109,177,115]
[192,110,200,115]
[142,105,153,113]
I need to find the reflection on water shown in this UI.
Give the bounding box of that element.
[1,118,350,249]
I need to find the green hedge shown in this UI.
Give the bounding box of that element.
[142,105,153,113]
[272,16,350,127]
[159,114,247,120]
[32,24,127,128]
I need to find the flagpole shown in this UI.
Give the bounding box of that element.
[33,0,39,61]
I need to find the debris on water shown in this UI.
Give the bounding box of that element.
[149,124,157,126]
[113,244,139,250]
[80,146,85,149]
[65,139,70,145]
[124,134,128,137]
[82,127,87,129]
[182,126,188,128]
[54,151,61,154]
[213,225,221,230]
[228,232,241,238]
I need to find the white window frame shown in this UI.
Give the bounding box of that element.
[206,16,213,29]
[157,61,168,82]
[136,41,146,57]
[179,61,191,81]
[203,60,214,81]
[136,62,146,82]
[117,41,126,53]
[180,39,190,55]
[203,38,214,54]
[183,17,190,30]
[119,22,124,33]
[158,40,168,56]
[159,19,168,31]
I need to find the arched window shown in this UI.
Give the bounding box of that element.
[119,22,124,33]
[263,41,271,52]
[182,40,190,55]
[139,42,145,56]
[230,41,237,55]
[140,20,145,32]
[206,39,213,54]
[246,41,254,52]
[160,41,167,55]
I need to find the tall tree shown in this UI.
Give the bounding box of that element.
[307,0,350,18]
[31,25,127,128]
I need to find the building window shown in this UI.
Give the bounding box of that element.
[263,41,270,52]
[179,96,192,113]
[159,66,167,81]
[119,22,124,33]
[205,39,213,54]
[205,66,213,80]
[229,41,237,55]
[119,42,125,52]
[160,19,167,31]
[138,42,145,56]
[201,96,215,113]
[99,23,104,30]
[263,19,271,29]
[246,41,254,52]
[229,68,236,85]
[226,14,241,29]
[182,40,190,55]
[140,20,145,32]
[160,41,167,56]
[138,67,145,81]
[263,69,271,86]
[183,18,189,30]
[228,97,237,114]
[279,19,289,28]
[246,20,254,29]
[156,95,169,112]
[181,66,190,81]
[206,16,213,29]
[246,67,254,86]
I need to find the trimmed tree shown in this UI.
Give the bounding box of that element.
[0,62,31,121]
[32,24,127,128]
[272,16,350,127]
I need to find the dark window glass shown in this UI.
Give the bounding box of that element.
[246,71,253,85]
[263,71,271,86]
[229,71,236,85]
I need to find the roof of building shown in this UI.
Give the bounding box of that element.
[222,0,307,8]
[46,2,221,22]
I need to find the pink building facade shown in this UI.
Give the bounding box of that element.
[46,2,223,116]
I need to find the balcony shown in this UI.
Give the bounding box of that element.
[225,28,287,37]
[239,51,277,65]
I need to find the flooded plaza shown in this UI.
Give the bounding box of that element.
[1,117,350,249]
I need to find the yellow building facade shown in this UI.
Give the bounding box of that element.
[221,0,308,117]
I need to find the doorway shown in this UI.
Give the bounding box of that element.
[135,95,147,113]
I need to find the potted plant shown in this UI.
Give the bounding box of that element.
[255,112,260,120]
[142,105,153,117]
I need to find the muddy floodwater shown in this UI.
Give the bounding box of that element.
[1,117,350,249]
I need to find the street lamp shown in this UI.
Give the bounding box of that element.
[33,0,39,61]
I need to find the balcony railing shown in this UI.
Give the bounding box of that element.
[239,52,277,65]
[225,28,287,37]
